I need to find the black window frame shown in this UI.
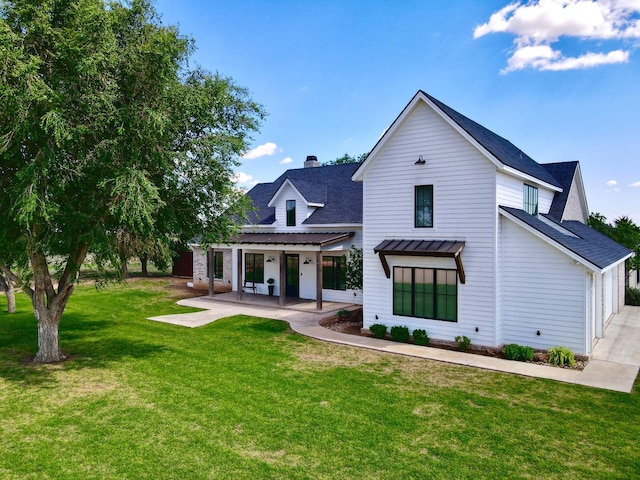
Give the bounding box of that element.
[415,185,434,228]
[322,255,346,291]
[213,251,223,279]
[523,184,538,216]
[286,200,296,226]
[393,266,457,322]
[245,253,264,283]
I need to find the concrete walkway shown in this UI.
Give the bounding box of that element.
[148,297,640,393]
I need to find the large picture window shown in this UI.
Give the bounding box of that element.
[393,267,457,321]
[415,185,433,228]
[322,255,346,290]
[286,200,296,226]
[245,253,264,283]
[523,184,538,216]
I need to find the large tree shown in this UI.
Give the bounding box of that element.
[0,0,264,362]
[588,213,640,286]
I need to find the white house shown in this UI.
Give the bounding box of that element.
[352,91,632,356]
[192,157,364,310]
[194,90,632,356]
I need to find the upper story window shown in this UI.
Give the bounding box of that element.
[523,184,538,216]
[415,185,433,228]
[286,200,296,226]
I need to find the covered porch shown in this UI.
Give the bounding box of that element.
[201,290,357,314]
[205,231,355,311]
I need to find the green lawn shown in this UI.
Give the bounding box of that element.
[0,281,638,479]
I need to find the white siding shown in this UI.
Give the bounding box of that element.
[361,101,497,346]
[496,172,555,214]
[271,184,313,231]
[603,269,613,321]
[496,173,522,209]
[501,218,588,354]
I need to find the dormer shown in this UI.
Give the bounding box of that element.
[267,177,327,228]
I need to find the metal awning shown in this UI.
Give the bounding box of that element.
[373,239,466,283]
[233,232,354,247]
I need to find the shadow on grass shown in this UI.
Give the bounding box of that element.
[0,312,169,387]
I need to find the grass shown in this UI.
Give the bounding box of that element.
[0,280,639,479]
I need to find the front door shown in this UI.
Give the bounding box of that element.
[285,254,299,297]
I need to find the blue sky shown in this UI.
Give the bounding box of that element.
[154,0,640,223]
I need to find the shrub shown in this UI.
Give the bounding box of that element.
[412,329,429,346]
[625,287,640,306]
[503,343,534,362]
[455,335,471,352]
[548,346,576,367]
[336,309,351,320]
[370,323,387,339]
[390,325,410,343]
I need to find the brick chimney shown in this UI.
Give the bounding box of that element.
[304,155,320,168]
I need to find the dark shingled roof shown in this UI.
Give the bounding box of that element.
[422,92,562,189]
[500,206,632,269]
[245,163,362,225]
[541,161,579,221]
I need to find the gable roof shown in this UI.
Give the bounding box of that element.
[500,206,632,271]
[541,161,582,221]
[268,177,327,207]
[245,163,362,225]
[354,91,562,189]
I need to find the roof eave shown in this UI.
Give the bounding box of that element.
[502,166,563,193]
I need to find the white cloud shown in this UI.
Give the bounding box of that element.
[243,142,277,160]
[631,180,640,187]
[475,0,640,72]
[280,157,293,165]
[606,179,618,186]
[232,172,259,186]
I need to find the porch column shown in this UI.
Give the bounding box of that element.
[316,250,322,311]
[279,250,286,306]
[208,247,214,297]
[237,248,243,300]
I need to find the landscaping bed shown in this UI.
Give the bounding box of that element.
[320,309,587,370]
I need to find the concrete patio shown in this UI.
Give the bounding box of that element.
[148,296,640,393]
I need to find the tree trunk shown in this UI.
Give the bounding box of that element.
[27,246,87,363]
[33,308,64,363]
[140,255,149,277]
[120,252,128,278]
[5,280,16,314]
[0,268,16,314]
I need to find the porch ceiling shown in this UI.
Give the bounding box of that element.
[233,232,354,247]
[373,239,466,284]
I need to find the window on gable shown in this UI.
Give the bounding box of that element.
[322,256,346,290]
[393,267,457,322]
[415,185,433,228]
[245,253,264,283]
[523,184,538,216]
[286,200,296,226]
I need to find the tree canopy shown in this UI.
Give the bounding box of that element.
[588,213,640,283]
[323,152,368,165]
[0,0,265,362]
